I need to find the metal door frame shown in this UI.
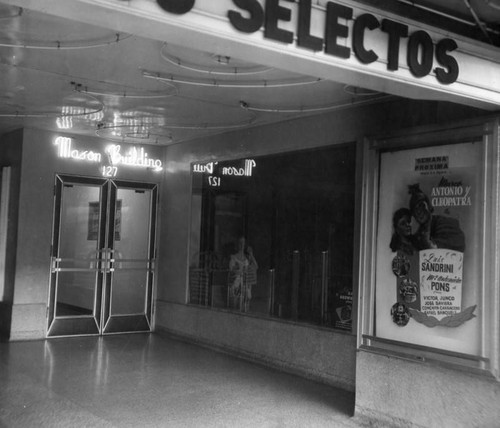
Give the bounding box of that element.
[47,174,157,337]
[101,179,158,334]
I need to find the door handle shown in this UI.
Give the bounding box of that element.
[50,256,60,273]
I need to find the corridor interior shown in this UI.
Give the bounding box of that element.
[0,333,357,427]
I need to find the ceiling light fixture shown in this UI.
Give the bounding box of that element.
[212,54,231,65]
[160,44,273,76]
[142,70,322,89]
[0,32,132,50]
[67,78,178,99]
[81,82,178,99]
[239,94,392,114]
[157,119,257,130]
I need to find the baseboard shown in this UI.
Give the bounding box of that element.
[155,326,355,393]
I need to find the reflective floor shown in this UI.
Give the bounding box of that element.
[0,333,358,427]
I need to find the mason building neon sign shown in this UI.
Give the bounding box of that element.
[156,0,459,84]
[54,137,163,176]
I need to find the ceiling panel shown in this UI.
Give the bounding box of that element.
[1,1,497,146]
[0,3,390,145]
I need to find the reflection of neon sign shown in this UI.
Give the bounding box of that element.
[193,162,217,174]
[223,159,256,177]
[192,159,256,187]
[54,137,163,177]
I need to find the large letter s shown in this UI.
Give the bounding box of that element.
[228,0,264,33]
[435,39,459,84]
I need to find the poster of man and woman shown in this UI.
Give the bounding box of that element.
[375,141,482,354]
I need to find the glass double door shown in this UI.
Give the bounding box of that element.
[47,175,157,337]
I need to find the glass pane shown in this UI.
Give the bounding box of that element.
[189,145,356,330]
[56,184,101,317]
[56,272,96,316]
[110,188,151,315]
[110,265,148,314]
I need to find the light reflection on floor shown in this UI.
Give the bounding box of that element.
[0,333,356,427]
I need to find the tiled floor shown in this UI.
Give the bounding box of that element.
[0,333,358,427]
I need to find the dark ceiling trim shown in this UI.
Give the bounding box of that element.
[354,0,500,46]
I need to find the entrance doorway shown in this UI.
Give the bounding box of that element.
[47,175,158,337]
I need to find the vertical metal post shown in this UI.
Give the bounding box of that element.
[321,251,329,325]
[268,268,275,316]
[291,250,300,321]
[0,167,10,301]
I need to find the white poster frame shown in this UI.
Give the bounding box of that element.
[357,117,500,379]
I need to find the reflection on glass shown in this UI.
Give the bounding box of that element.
[56,184,101,317]
[110,188,151,315]
[189,145,356,331]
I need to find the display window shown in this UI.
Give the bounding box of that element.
[359,119,500,378]
[188,144,357,331]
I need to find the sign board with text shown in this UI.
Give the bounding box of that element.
[9,0,500,109]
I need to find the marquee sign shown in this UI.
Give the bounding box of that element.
[157,0,459,84]
[12,0,500,108]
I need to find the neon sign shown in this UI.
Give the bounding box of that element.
[54,137,163,177]
[55,137,102,162]
[105,144,163,171]
[192,159,256,187]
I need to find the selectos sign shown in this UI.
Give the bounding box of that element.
[156,0,459,84]
[54,136,163,177]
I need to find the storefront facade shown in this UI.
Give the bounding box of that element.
[0,129,163,338]
[1,1,500,426]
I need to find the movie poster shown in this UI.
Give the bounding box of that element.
[375,142,483,354]
[333,287,353,331]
